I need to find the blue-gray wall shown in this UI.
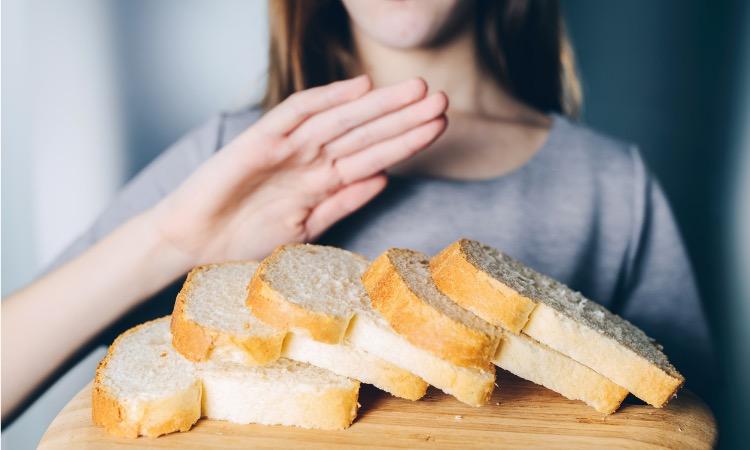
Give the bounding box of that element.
[563,1,749,448]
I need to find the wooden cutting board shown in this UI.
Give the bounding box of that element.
[38,371,716,450]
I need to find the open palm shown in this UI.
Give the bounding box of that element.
[148,76,448,265]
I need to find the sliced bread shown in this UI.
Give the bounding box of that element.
[93,317,359,437]
[248,244,495,407]
[347,314,496,407]
[362,248,502,370]
[494,331,628,414]
[171,262,286,365]
[432,239,684,407]
[175,260,427,400]
[282,332,428,401]
[200,356,359,430]
[248,245,369,344]
[431,240,536,333]
[93,318,201,438]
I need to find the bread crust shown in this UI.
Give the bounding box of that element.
[294,385,360,430]
[92,318,202,438]
[431,240,537,333]
[364,362,428,401]
[362,251,499,370]
[246,248,351,344]
[172,265,285,364]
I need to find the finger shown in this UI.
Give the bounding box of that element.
[334,116,447,185]
[305,174,387,240]
[324,91,448,160]
[288,77,428,151]
[256,75,371,135]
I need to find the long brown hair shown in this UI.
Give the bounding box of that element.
[262,0,582,117]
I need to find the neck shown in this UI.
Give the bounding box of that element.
[350,20,529,120]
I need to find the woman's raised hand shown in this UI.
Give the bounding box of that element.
[147,75,448,266]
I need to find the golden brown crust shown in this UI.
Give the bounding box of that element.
[171,264,285,364]
[362,251,498,370]
[92,383,138,438]
[246,248,350,344]
[92,318,201,438]
[296,384,361,430]
[370,365,429,401]
[430,240,537,333]
[171,290,214,361]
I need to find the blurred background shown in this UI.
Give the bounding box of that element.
[2,0,748,448]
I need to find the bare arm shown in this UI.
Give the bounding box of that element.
[1,75,448,418]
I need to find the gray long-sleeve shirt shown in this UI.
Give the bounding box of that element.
[50,109,715,394]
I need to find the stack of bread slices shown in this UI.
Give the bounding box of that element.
[93,240,683,438]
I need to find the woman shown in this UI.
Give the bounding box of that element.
[2,0,713,420]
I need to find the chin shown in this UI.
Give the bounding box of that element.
[341,0,473,49]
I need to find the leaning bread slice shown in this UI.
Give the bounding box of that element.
[494,331,628,414]
[248,244,495,406]
[93,318,201,438]
[282,332,427,401]
[347,313,496,407]
[180,260,426,400]
[362,248,502,370]
[93,317,359,437]
[200,357,359,430]
[433,239,684,407]
[171,262,286,365]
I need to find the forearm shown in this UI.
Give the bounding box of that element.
[1,211,193,419]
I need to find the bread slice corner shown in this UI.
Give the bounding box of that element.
[171,262,286,365]
[430,239,537,333]
[363,248,501,370]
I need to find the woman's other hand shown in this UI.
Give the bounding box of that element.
[147,75,448,267]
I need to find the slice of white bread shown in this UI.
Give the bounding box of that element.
[346,313,497,407]
[199,356,359,430]
[431,239,684,407]
[174,260,426,400]
[93,318,200,438]
[171,262,286,365]
[93,317,359,437]
[362,248,502,370]
[248,244,495,407]
[494,331,628,414]
[281,332,428,401]
[431,240,536,333]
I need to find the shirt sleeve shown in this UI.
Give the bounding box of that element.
[619,147,716,397]
[43,115,223,273]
